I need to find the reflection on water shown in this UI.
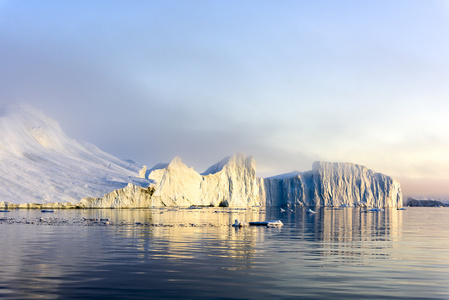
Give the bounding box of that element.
[0,207,448,299]
[297,208,404,265]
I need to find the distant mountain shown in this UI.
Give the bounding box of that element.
[0,104,149,204]
[407,197,449,207]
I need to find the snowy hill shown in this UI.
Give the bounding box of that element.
[0,104,149,204]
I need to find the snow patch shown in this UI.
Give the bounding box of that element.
[201,156,231,175]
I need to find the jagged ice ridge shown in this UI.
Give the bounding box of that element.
[80,154,402,208]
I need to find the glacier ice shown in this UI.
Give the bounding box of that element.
[147,154,261,207]
[261,161,402,208]
[79,153,402,208]
[78,183,155,208]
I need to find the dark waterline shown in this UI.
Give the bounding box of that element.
[0,207,448,299]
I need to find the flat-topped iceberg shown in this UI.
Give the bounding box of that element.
[262,161,402,208]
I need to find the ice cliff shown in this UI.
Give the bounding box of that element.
[85,153,402,208]
[261,161,402,207]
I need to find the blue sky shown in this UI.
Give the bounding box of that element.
[0,0,448,197]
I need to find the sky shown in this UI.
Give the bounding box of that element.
[0,0,448,198]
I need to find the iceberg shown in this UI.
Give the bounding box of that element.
[261,161,403,208]
[147,154,261,207]
[78,183,155,208]
[82,153,402,208]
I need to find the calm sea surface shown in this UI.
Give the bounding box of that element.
[0,207,448,299]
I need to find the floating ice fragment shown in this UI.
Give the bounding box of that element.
[249,220,283,227]
[266,220,283,228]
[363,208,384,213]
[232,219,248,227]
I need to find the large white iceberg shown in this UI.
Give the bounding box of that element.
[148,154,261,207]
[261,161,402,207]
[81,153,402,208]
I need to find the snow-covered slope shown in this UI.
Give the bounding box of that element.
[0,104,149,204]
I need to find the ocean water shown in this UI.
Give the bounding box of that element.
[0,207,448,300]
